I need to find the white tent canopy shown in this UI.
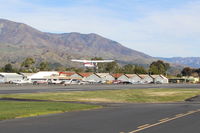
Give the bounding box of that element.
[28,71,59,80]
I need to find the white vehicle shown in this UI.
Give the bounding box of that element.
[48,79,62,84]
[12,79,32,85]
[87,79,100,84]
[79,81,90,85]
[63,79,80,85]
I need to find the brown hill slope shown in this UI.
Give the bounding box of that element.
[0,18,156,67]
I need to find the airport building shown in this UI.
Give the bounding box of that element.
[0,71,169,84]
[125,74,142,83]
[27,71,59,82]
[117,74,129,82]
[139,74,154,83]
[111,73,124,80]
[0,73,23,83]
[78,73,101,83]
[96,73,115,83]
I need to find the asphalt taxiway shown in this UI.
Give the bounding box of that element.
[0,103,200,133]
[0,84,200,133]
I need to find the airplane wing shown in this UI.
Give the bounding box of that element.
[71,59,114,63]
[71,59,88,63]
[89,60,114,63]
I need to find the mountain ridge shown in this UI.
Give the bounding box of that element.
[0,18,156,68]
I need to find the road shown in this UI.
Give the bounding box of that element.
[0,103,200,133]
[0,83,200,94]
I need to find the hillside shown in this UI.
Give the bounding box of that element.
[159,57,200,68]
[0,18,156,68]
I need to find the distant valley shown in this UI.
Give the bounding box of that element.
[159,57,200,68]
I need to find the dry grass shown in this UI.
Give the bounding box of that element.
[1,88,200,103]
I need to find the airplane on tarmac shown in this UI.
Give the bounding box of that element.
[71,59,115,72]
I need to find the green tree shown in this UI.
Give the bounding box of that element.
[39,62,50,71]
[122,64,135,74]
[0,67,3,72]
[21,58,35,68]
[85,68,93,72]
[3,64,13,72]
[104,62,119,73]
[55,66,66,71]
[134,65,147,74]
[194,68,200,81]
[65,67,84,73]
[181,67,193,77]
[74,68,84,73]
[112,65,123,73]
[177,74,182,77]
[21,58,35,72]
[149,60,170,75]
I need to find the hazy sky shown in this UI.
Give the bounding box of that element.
[0,0,200,57]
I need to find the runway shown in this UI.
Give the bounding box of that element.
[0,103,200,133]
[0,83,200,94]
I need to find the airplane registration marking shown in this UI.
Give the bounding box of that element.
[120,109,200,133]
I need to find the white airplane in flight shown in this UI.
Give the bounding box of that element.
[71,59,114,67]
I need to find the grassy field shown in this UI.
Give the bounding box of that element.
[1,88,200,103]
[0,101,101,120]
